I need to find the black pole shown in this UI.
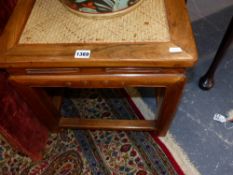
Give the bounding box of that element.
[199,16,233,90]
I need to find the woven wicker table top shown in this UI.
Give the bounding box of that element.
[19,0,170,44]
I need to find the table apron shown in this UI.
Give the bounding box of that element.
[9,73,186,88]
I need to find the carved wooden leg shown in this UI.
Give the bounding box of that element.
[199,16,233,90]
[157,77,186,136]
[9,82,60,132]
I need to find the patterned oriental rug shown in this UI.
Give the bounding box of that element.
[0,89,185,175]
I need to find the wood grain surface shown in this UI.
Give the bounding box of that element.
[0,0,197,135]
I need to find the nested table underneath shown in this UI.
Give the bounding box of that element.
[0,0,197,136]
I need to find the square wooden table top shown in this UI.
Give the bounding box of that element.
[0,0,197,68]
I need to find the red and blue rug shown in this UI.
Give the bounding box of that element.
[0,89,184,175]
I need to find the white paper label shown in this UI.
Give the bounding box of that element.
[169,47,183,53]
[74,50,91,59]
[213,113,227,123]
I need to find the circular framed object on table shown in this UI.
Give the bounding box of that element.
[59,0,144,18]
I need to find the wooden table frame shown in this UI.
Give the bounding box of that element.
[0,0,197,136]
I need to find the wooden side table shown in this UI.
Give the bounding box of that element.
[0,0,197,136]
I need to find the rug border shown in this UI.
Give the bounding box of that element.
[124,88,201,175]
[122,89,185,175]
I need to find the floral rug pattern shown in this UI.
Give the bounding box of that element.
[0,89,183,175]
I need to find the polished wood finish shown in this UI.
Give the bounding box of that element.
[0,0,197,136]
[157,77,186,136]
[0,0,35,54]
[59,118,157,131]
[9,73,185,88]
[0,0,197,68]
[199,16,233,90]
[165,0,197,61]
[2,43,195,68]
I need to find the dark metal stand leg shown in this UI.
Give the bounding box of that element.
[199,16,233,90]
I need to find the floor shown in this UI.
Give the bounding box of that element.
[140,0,233,174]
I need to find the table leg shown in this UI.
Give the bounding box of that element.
[8,72,187,135]
[157,77,186,136]
[199,16,233,90]
[9,82,60,132]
